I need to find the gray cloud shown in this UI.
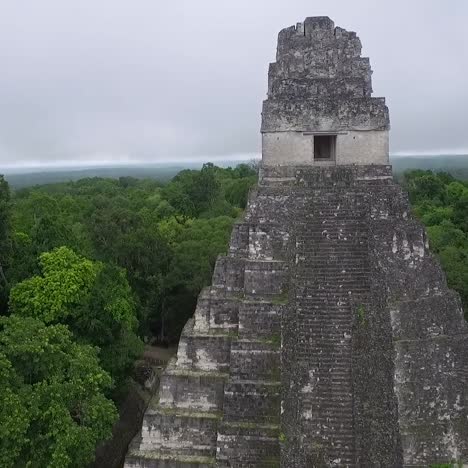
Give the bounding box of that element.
[0,0,467,167]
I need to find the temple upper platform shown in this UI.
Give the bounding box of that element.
[261,17,390,166]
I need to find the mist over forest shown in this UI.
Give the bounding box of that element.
[3,154,468,189]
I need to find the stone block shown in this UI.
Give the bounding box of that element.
[238,301,282,339]
[223,381,281,424]
[228,223,250,258]
[207,290,239,332]
[211,256,245,291]
[176,334,231,373]
[125,453,215,468]
[244,260,288,297]
[159,370,226,413]
[390,291,467,341]
[217,423,280,467]
[248,223,290,261]
[230,340,280,381]
[138,410,219,456]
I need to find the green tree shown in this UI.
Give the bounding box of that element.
[160,216,234,340]
[0,315,117,468]
[166,163,221,217]
[405,170,468,317]
[8,163,258,341]
[10,247,143,390]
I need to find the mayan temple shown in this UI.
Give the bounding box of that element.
[125,17,468,467]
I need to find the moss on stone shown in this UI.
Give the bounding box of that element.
[261,455,281,467]
[356,304,368,326]
[271,290,289,305]
[259,333,281,349]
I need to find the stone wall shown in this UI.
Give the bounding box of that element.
[262,130,389,166]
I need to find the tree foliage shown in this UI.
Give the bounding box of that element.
[403,170,468,316]
[0,315,117,467]
[10,247,143,390]
[6,164,256,341]
[0,163,258,465]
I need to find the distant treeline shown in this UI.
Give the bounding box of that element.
[392,154,468,180]
[4,154,468,188]
[3,160,257,188]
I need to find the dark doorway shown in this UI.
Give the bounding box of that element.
[314,135,336,160]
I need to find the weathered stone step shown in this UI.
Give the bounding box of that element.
[298,232,367,237]
[296,313,353,319]
[159,364,227,412]
[298,246,367,251]
[296,315,353,321]
[296,332,352,339]
[297,229,367,234]
[136,408,220,457]
[296,310,353,317]
[244,259,288,297]
[212,256,246,292]
[125,450,216,468]
[296,340,352,347]
[223,380,281,424]
[304,400,354,410]
[305,402,354,411]
[295,327,351,333]
[296,335,352,342]
[216,422,280,467]
[294,318,352,324]
[297,360,353,368]
[297,295,367,301]
[295,325,352,331]
[238,301,282,339]
[193,288,240,334]
[175,332,232,373]
[303,365,353,372]
[296,349,353,357]
[297,267,368,272]
[297,235,368,240]
[297,272,369,278]
[230,340,280,381]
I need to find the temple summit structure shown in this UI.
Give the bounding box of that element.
[125,17,468,467]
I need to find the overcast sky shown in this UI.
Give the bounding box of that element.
[0,0,467,168]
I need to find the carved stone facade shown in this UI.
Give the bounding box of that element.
[125,17,467,467]
[262,17,390,166]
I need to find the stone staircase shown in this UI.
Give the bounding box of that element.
[292,191,370,467]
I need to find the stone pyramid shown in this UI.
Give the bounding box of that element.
[125,17,468,468]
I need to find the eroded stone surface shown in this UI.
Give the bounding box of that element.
[262,17,390,166]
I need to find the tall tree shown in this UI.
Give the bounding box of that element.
[0,315,117,467]
[10,247,143,389]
